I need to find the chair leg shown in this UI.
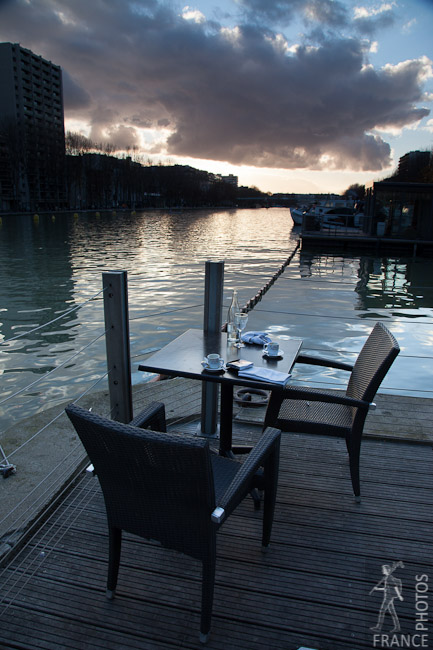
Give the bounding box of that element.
[348,438,361,502]
[106,526,122,598]
[345,430,351,454]
[200,554,216,644]
[261,439,280,548]
[250,488,262,510]
[251,467,265,510]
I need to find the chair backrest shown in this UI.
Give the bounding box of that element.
[346,322,400,403]
[66,403,216,560]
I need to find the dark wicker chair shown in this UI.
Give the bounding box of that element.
[65,402,281,643]
[264,322,399,501]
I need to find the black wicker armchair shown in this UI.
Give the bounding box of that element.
[264,322,399,501]
[66,402,281,643]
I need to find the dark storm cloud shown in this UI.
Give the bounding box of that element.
[236,0,311,25]
[0,0,430,171]
[62,69,91,110]
[239,0,396,35]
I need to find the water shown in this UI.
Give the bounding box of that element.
[1,208,432,432]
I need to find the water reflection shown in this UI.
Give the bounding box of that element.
[0,215,76,343]
[299,249,433,313]
[0,208,432,432]
[356,257,433,312]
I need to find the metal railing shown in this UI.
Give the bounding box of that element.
[1,251,432,571]
[0,254,303,564]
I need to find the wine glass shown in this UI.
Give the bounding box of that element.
[234,312,248,347]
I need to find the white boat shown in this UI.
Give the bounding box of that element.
[289,205,310,225]
[291,197,363,228]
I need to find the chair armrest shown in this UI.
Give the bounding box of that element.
[214,427,281,523]
[129,402,167,432]
[278,385,371,411]
[296,353,353,372]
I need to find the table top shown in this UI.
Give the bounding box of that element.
[138,328,302,389]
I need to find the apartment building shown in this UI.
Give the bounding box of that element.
[397,150,431,181]
[0,42,66,211]
[221,174,238,187]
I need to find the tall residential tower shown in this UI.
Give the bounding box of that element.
[0,42,66,211]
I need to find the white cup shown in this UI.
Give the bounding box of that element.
[206,353,224,369]
[264,342,279,357]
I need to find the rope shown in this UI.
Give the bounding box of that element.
[221,242,301,332]
[242,241,301,313]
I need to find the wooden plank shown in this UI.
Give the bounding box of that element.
[133,376,202,423]
[1,427,432,650]
[237,390,433,442]
[16,534,428,625]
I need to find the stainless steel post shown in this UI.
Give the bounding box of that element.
[103,271,133,423]
[201,261,224,436]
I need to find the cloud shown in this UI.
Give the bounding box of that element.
[164,32,430,171]
[0,0,431,172]
[236,0,349,27]
[353,2,397,36]
[237,1,398,37]
[236,0,309,25]
[182,5,206,24]
[303,0,348,27]
[62,69,91,110]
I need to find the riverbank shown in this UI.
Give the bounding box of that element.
[0,203,281,218]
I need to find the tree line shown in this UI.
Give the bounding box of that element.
[2,124,431,212]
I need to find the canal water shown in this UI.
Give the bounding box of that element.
[1,208,432,432]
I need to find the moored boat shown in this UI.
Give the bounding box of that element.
[290,196,364,228]
[289,204,310,225]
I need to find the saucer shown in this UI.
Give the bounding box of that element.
[202,364,225,373]
[202,357,225,372]
[262,349,284,360]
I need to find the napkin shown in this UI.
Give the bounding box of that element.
[238,365,291,385]
[241,331,272,345]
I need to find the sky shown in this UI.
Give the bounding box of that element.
[1,0,433,194]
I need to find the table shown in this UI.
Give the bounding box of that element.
[138,328,302,455]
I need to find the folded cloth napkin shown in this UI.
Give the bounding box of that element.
[241,331,272,345]
[238,365,291,385]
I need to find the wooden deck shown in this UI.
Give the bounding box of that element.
[1,419,432,650]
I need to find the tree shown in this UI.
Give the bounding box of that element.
[65,131,117,157]
[65,132,94,156]
[344,183,365,199]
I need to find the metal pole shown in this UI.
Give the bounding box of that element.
[103,271,133,423]
[201,261,224,436]
[203,260,224,334]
